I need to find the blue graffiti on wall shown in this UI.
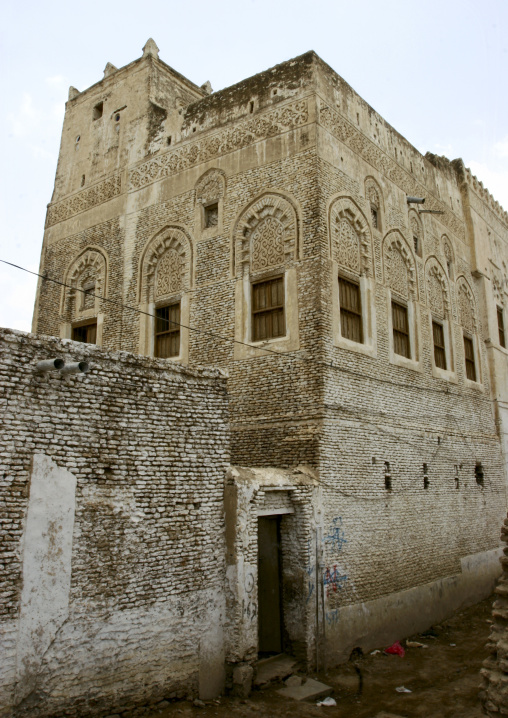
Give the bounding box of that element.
[324,517,347,553]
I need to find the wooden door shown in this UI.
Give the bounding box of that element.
[258,516,282,655]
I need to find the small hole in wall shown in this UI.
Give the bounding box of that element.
[249,101,254,113]
[424,476,430,489]
[356,112,359,124]
[423,463,428,475]
[115,114,120,122]
[75,135,81,144]
[273,89,278,96]
[167,136,172,146]
[437,436,441,444]
[93,101,103,121]
[475,462,484,486]
[455,476,459,489]
[81,174,85,187]
[410,161,413,173]
[192,127,196,133]
[384,462,391,490]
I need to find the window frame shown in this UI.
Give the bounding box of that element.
[71,319,98,345]
[251,275,285,342]
[338,275,363,344]
[463,333,477,383]
[386,290,420,371]
[432,319,447,370]
[332,265,376,358]
[497,306,505,349]
[203,201,219,230]
[392,300,411,359]
[154,301,181,359]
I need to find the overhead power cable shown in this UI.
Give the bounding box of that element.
[0,258,492,403]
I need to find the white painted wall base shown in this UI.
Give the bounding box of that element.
[324,547,502,664]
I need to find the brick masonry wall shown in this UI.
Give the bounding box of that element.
[481,514,508,715]
[0,328,229,717]
[29,47,508,671]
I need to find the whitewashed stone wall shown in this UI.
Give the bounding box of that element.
[0,328,229,717]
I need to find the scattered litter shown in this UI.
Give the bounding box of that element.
[370,649,382,655]
[449,643,456,647]
[384,641,405,657]
[316,696,337,706]
[193,699,206,708]
[395,686,412,693]
[406,640,428,649]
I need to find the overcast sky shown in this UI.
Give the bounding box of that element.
[1,0,507,332]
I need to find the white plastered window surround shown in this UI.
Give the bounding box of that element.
[138,226,192,365]
[426,259,456,383]
[233,192,300,360]
[59,246,107,346]
[429,314,456,382]
[328,195,377,359]
[386,290,421,371]
[463,331,483,389]
[331,266,377,358]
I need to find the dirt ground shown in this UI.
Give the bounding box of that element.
[143,597,494,718]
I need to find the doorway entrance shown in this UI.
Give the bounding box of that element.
[258,516,283,656]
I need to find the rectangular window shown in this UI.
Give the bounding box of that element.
[392,301,410,358]
[464,335,476,381]
[498,307,505,348]
[252,277,285,341]
[82,283,95,310]
[72,322,97,344]
[155,303,180,358]
[432,321,447,370]
[339,276,363,343]
[204,202,219,228]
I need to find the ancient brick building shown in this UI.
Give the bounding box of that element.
[4,38,508,714]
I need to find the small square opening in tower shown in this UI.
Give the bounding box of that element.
[93,102,104,121]
[204,202,219,228]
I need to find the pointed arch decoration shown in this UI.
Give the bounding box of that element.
[456,277,477,333]
[195,168,226,205]
[409,209,424,258]
[328,196,373,277]
[425,257,450,319]
[383,230,417,300]
[364,177,384,231]
[139,226,193,303]
[61,247,108,317]
[233,193,299,278]
[441,234,454,271]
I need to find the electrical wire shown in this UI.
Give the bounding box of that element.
[1,258,494,405]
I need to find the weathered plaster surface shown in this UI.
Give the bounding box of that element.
[15,454,76,704]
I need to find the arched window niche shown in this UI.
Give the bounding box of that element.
[328,195,377,358]
[60,246,108,346]
[232,192,301,359]
[425,257,455,380]
[383,230,421,370]
[138,225,193,364]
